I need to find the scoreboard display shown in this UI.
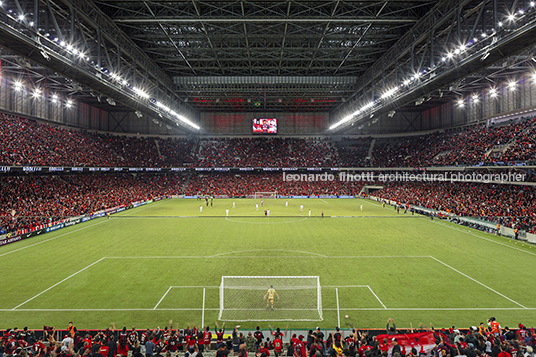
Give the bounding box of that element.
[252,118,277,134]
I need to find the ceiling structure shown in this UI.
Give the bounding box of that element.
[1,0,536,132]
[100,0,434,112]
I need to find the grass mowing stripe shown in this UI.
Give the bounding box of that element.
[429,256,527,309]
[429,220,536,257]
[0,219,108,258]
[12,257,106,310]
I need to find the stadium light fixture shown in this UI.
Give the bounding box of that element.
[489,88,498,98]
[472,94,479,103]
[51,94,59,103]
[380,87,398,99]
[457,99,464,107]
[508,81,516,90]
[508,14,515,21]
[32,88,41,98]
[531,1,535,7]
[66,99,73,108]
[17,14,24,21]
[13,81,23,91]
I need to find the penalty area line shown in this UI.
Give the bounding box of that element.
[367,285,387,309]
[12,257,106,310]
[154,286,173,310]
[3,307,535,312]
[430,256,527,309]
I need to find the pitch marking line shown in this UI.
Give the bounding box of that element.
[154,286,220,310]
[429,220,536,258]
[104,255,429,259]
[5,307,536,312]
[209,249,328,258]
[224,217,308,224]
[0,219,109,258]
[367,285,387,309]
[120,200,167,216]
[154,286,173,310]
[12,257,106,310]
[430,256,527,309]
[326,285,386,310]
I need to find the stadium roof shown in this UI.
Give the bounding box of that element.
[1,0,536,131]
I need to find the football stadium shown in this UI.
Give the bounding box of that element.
[1,1,536,357]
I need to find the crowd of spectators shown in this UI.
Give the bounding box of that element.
[183,173,362,197]
[2,112,536,234]
[2,112,536,168]
[342,117,536,168]
[376,181,536,233]
[0,174,188,234]
[196,138,338,168]
[1,318,534,357]
[0,113,195,167]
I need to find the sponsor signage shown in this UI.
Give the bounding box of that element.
[0,235,22,246]
[45,223,65,233]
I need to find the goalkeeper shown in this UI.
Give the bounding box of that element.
[264,285,280,310]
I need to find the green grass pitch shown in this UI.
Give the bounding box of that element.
[1,198,535,330]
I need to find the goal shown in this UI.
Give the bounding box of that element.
[254,191,278,199]
[218,276,322,321]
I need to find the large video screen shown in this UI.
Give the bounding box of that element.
[252,118,277,134]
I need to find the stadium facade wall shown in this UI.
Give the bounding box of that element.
[200,112,329,135]
[0,84,187,135]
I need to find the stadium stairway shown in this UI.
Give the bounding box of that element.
[154,139,163,160]
[366,138,376,160]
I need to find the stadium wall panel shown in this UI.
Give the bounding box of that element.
[0,83,188,135]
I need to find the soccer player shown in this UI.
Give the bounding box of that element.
[360,204,363,211]
[308,209,311,217]
[226,209,229,216]
[285,201,288,208]
[264,285,280,310]
[300,205,303,212]
[233,201,235,208]
[200,206,203,213]
[256,204,259,210]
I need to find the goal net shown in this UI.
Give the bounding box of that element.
[254,192,278,199]
[219,276,322,321]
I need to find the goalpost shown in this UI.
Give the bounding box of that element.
[219,276,322,321]
[254,191,278,199]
